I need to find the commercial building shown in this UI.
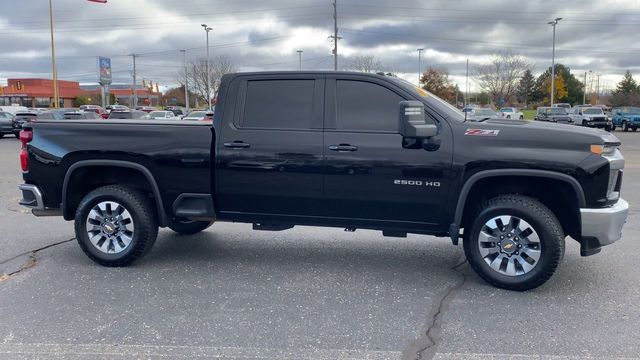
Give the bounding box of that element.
[0,78,162,108]
[0,78,80,108]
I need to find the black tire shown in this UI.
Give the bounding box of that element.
[611,126,616,131]
[519,115,524,120]
[605,125,612,132]
[582,120,588,127]
[623,122,629,132]
[633,127,638,132]
[13,132,19,138]
[169,219,214,235]
[74,185,158,267]
[463,195,565,291]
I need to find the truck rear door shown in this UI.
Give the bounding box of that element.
[216,74,325,217]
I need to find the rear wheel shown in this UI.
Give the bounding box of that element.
[0,133,4,138]
[75,185,158,267]
[633,127,638,132]
[13,132,19,138]
[169,219,214,235]
[463,195,564,291]
[519,115,524,120]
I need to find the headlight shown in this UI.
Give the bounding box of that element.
[590,144,617,156]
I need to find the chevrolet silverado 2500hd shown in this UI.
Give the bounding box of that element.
[18,71,628,290]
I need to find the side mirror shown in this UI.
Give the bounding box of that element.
[398,101,437,138]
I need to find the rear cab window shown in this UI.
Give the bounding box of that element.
[239,78,318,130]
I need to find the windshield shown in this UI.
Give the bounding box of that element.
[621,107,640,115]
[547,108,568,115]
[584,108,603,115]
[500,108,513,112]
[387,76,465,122]
[149,111,166,117]
[187,111,206,118]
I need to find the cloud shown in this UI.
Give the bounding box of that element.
[0,0,638,90]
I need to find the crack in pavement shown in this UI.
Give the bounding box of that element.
[403,258,468,360]
[0,238,75,283]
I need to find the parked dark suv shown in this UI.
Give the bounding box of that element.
[535,107,573,124]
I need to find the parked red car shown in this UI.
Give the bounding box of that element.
[79,105,108,119]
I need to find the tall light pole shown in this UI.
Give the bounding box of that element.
[201,24,212,110]
[417,48,424,86]
[48,0,59,108]
[583,70,592,105]
[130,54,138,108]
[181,50,189,111]
[330,0,340,71]
[548,17,562,107]
[297,50,303,71]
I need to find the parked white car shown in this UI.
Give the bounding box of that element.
[0,105,28,114]
[499,107,524,119]
[148,111,177,120]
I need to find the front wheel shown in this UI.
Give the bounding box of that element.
[463,195,565,291]
[75,185,158,267]
[623,122,629,132]
[519,115,524,120]
[633,127,638,132]
[169,219,214,235]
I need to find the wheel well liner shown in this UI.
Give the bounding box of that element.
[452,169,585,240]
[62,160,167,226]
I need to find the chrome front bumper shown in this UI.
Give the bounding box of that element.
[580,198,629,247]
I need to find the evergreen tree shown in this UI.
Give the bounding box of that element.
[516,69,536,107]
[613,71,639,95]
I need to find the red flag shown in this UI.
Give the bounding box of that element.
[87,0,107,3]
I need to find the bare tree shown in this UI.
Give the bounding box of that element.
[177,55,237,104]
[347,55,384,73]
[474,52,531,106]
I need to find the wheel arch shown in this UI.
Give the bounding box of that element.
[451,169,585,243]
[62,160,168,226]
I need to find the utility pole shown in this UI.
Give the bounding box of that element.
[417,48,424,86]
[181,50,189,111]
[297,50,303,71]
[131,54,138,108]
[596,73,601,105]
[465,58,469,107]
[548,17,562,107]
[48,0,59,108]
[201,24,212,109]
[583,70,592,105]
[330,0,340,71]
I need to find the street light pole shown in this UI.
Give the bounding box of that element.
[201,24,212,110]
[48,0,59,108]
[548,17,562,107]
[417,48,424,86]
[297,50,303,71]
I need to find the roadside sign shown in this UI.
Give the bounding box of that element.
[98,57,112,85]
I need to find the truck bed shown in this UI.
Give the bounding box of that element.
[22,120,213,225]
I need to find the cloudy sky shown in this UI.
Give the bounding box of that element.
[1,0,639,92]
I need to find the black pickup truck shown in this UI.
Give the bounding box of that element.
[18,71,628,290]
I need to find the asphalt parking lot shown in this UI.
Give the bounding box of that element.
[0,131,639,360]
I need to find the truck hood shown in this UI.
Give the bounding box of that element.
[478,118,620,145]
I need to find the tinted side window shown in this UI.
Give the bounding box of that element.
[335,80,404,132]
[242,79,315,129]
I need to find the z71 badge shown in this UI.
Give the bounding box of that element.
[465,129,500,136]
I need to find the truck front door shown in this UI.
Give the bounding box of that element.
[322,76,453,230]
[216,75,325,217]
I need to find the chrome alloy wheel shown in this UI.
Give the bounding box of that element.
[477,215,542,277]
[85,201,135,254]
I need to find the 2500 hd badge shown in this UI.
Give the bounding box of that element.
[394,179,441,187]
